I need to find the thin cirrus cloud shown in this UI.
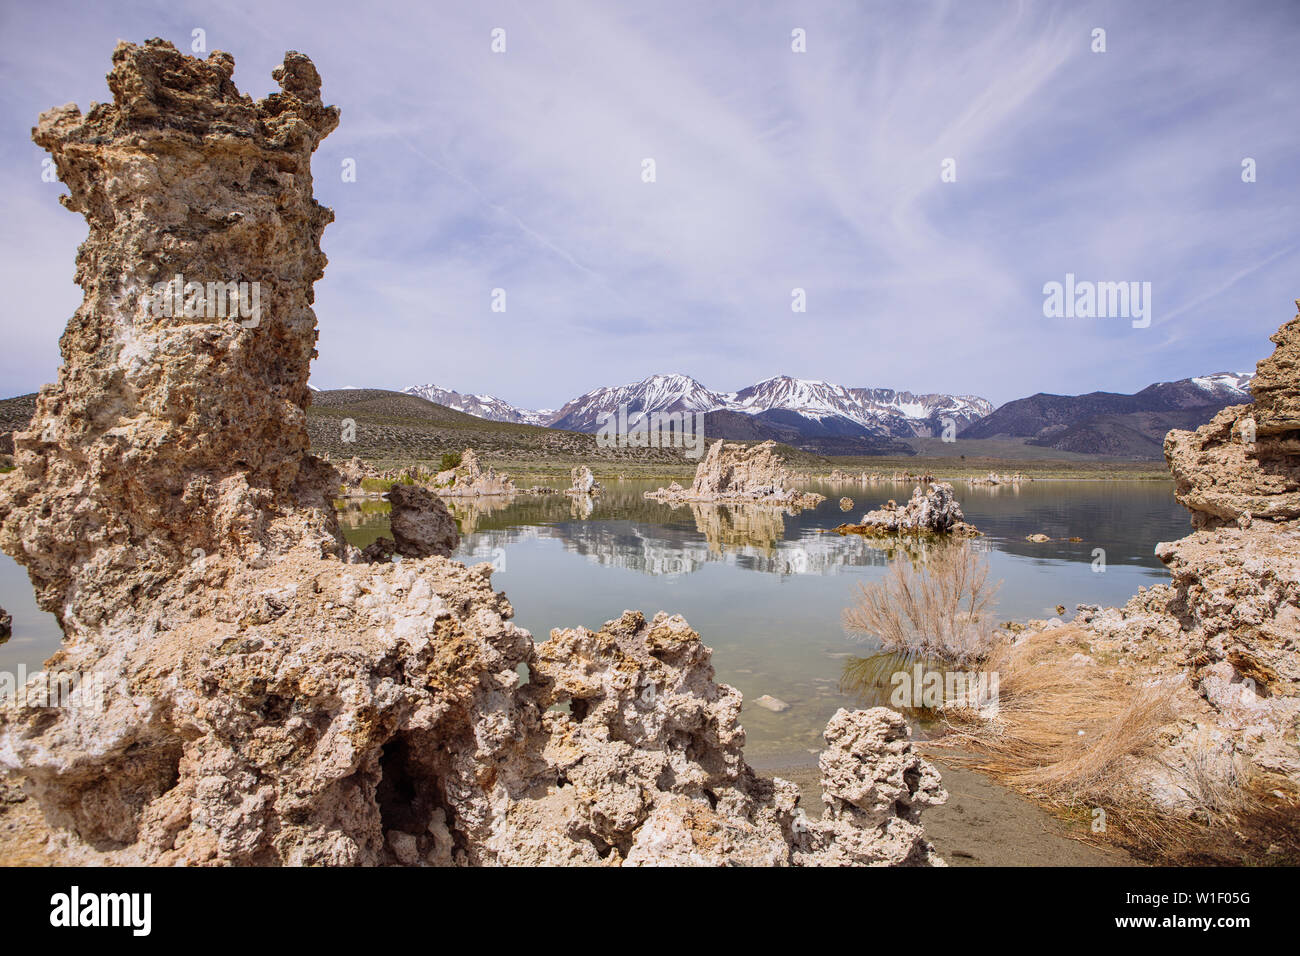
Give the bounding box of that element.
[0,0,1296,409]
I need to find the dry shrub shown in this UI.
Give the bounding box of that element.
[935,625,1202,857]
[1174,730,1255,825]
[1153,735,1300,865]
[841,547,1300,863]
[842,543,999,666]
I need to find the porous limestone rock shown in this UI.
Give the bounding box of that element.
[336,457,381,494]
[839,497,854,511]
[967,472,1026,486]
[1009,302,1300,828]
[1250,304,1300,434]
[646,440,824,509]
[1072,523,1300,812]
[567,465,601,496]
[1,38,342,625]
[494,612,946,867]
[362,483,459,561]
[1166,304,1300,529]
[0,606,9,641]
[1154,525,1300,699]
[839,482,979,537]
[1165,407,1300,529]
[790,708,947,866]
[3,555,548,865]
[501,610,792,865]
[1136,303,1300,802]
[432,449,516,497]
[0,40,943,868]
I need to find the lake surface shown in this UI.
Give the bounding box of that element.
[0,479,1191,767]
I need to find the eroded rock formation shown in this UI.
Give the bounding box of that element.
[790,708,947,866]
[508,614,945,866]
[1102,309,1300,802]
[433,449,517,497]
[838,482,979,537]
[567,465,601,496]
[361,483,459,562]
[335,456,381,494]
[979,303,1300,851]
[1120,304,1300,808]
[1166,310,1300,529]
[967,472,1026,486]
[1,38,342,623]
[0,40,943,867]
[646,440,825,509]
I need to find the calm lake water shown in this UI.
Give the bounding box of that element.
[0,478,1191,767]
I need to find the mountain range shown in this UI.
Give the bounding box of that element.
[405,373,992,454]
[960,372,1254,457]
[398,383,555,427]
[1,370,1258,461]
[400,369,1255,458]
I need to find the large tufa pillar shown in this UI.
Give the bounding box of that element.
[1,39,341,625]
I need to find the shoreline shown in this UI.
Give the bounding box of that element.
[762,756,1137,867]
[357,461,1174,484]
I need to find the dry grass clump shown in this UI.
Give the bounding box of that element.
[945,627,1176,795]
[842,544,1000,666]
[840,532,1300,863]
[935,626,1227,859]
[1153,735,1300,865]
[1174,729,1256,826]
[930,627,1300,863]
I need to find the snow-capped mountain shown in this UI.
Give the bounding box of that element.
[548,373,989,438]
[1131,372,1254,412]
[402,384,552,426]
[1190,371,1254,392]
[547,374,729,432]
[400,373,993,441]
[961,371,1256,457]
[724,376,992,437]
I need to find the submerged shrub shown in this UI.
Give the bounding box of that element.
[842,544,1000,666]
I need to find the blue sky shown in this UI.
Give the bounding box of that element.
[1,0,1297,409]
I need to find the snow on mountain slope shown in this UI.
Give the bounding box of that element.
[1188,372,1254,396]
[547,374,729,432]
[401,384,550,426]
[399,373,993,438]
[543,373,990,437]
[962,372,1257,452]
[726,376,992,436]
[1134,372,1255,411]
